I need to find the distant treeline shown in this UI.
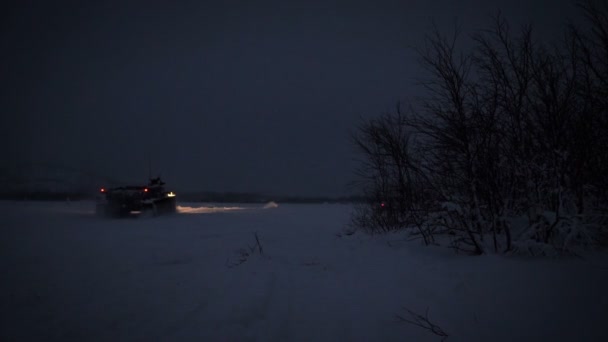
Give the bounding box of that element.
[0,191,364,204]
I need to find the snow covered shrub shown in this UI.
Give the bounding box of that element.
[351,108,439,243]
[512,213,590,256]
[351,1,608,255]
[349,202,392,235]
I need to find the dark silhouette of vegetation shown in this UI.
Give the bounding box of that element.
[352,1,608,255]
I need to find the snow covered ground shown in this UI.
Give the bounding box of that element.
[1,201,607,341]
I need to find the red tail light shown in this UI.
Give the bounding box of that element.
[144,188,148,192]
[100,188,105,193]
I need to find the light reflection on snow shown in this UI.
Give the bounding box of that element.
[178,201,278,214]
[177,205,249,214]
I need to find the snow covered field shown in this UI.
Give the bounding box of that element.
[2,201,608,341]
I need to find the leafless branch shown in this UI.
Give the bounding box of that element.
[395,307,449,341]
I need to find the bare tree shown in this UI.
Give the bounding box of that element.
[352,106,437,244]
[351,3,608,255]
[395,307,449,341]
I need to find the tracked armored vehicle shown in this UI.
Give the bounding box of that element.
[96,177,177,217]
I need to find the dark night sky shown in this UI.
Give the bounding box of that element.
[1,0,576,196]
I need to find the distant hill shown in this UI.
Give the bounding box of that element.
[0,164,364,203]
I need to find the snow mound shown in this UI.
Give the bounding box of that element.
[263,201,278,209]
